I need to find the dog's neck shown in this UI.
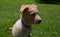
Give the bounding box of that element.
[21,20,31,29]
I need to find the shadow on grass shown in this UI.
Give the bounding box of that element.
[35,0,60,5]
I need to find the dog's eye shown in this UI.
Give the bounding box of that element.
[31,14,36,17]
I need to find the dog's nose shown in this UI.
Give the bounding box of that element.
[37,20,41,24]
[38,20,41,23]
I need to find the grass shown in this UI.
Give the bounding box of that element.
[0,0,60,37]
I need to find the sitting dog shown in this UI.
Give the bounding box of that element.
[12,4,41,37]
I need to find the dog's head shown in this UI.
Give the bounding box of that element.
[20,4,41,25]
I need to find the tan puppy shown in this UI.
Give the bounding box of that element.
[12,4,41,37]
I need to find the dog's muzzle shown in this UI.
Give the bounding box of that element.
[34,20,41,24]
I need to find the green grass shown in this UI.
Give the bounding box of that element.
[0,0,60,37]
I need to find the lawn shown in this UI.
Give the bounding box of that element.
[0,0,60,37]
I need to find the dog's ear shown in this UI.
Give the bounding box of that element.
[20,5,29,13]
[32,4,37,8]
[23,7,29,13]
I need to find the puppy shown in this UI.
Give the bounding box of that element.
[12,4,41,37]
